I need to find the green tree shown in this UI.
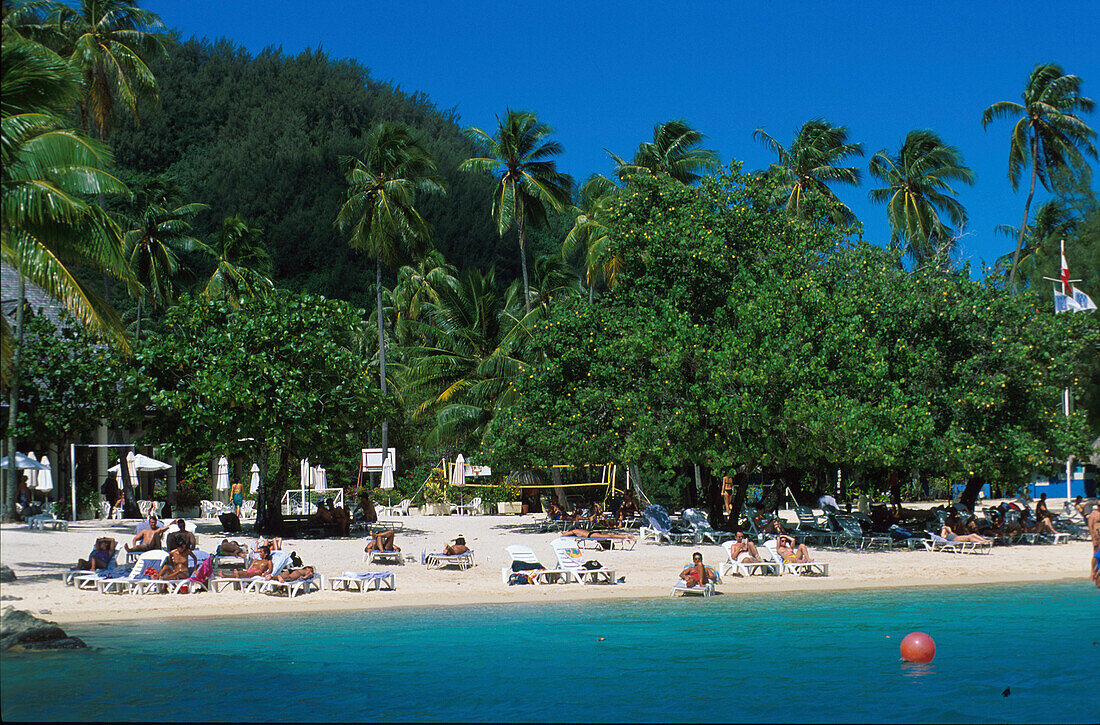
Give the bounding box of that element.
[460,109,572,315]
[2,36,132,519]
[753,118,863,223]
[562,174,621,300]
[982,62,1097,290]
[868,130,976,267]
[610,119,720,185]
[119,292,386,533]
[52,0,164,139]
[197,215,272,304]
[993,199,1078,288]
[336,121,443,462]
[123,178,206,338]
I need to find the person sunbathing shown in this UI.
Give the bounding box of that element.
[728,531,761,562]
[680,552,714,588]
[617,490,639,524]
[776,535,813,563]
[274,565,315,583]
[219,546,273,578]
[217,539,249,559]
[254,536,282,552]
[159,547,196,580]
[940,526,991,544]
[547,501,568,521]
[127,520,169,552]
[443,536,470,555]
[561,528,635,542]
[365,530,399,553]
[74,537,116,571]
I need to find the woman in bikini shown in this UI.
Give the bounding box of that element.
[218,547,274,578]
[940,525,992,544]
[561,528,636,542]
[159,547,195,580]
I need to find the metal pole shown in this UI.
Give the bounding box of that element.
[70,442,77,522]
[1064,387,1073,501]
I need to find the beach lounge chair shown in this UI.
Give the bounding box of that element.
[366,548,405,565]
[720,540,782,577]
[670,563,721,597]
[926,532,992,554]
[682,508,734,545]
[260,570,323,598]
[550,538,616,584]
[64,540,121,587]
[639,504,691,544]
[764,539,829,576]
[329,571,396,592]
[425,549,476,570]
[378,498,411,517]
[27,513,69,531]
[835,515,891,550]
[97,551,168,594]
[792,506,839,546]
[501,545,571,584]
[210,550,292,592]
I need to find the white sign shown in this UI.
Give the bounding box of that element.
[361,448,397,472]
[465,465,492,477]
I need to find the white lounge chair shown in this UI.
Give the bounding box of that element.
[764,539,829,576]
[260,570,323,598]
[670,563,721,597]
[364,548,405,566]
[378,498,411,517]
[425,550,475,570]
[453,497,483,516]
[720,541,781,577]
[550,538,615,584]
[501,545,571,584]
[329,571,396,592]
[135,551,213,595]
[27,513,68,531]
[64,541,121,587]
[210,550,292,592]
[927,532,992,554]
[97,551,168,594]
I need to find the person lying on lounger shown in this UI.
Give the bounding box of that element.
[728,531,761,562]
[680,552,715,588]
[939,526,991,544]
[617,490,639,524]
[127,518,170,552]
[74,537,116,571]
[443,536,469,555]
[254,536,282,552]
[218,546,273,578]
[776,535,814,563]
[274,565,315,583]
[165,519,197,554]
[217,539,249,559]
[561,528,635,542]
[364,530,399,554]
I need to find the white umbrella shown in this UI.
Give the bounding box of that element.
[107,453,171,473]
[314,466,327,492]
[37,454,53,492]
[23,451,38,491]
[450,454,466,488]
[299,458,310,514]
[381,457,394,507]
[215,456,230,491]
[249,463,260,494]
[0,452,50,470]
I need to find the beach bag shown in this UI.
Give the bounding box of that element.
[142,566,160,579]
[508,572,531,585]
[582,560,602,570]
[219,512,241,533]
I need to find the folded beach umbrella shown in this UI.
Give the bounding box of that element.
[381,458,394,490]
[215,456,230,491]
[314,466,327,492]
[451,454,466,488]
[249,463,260,494]
[23,451,38,490]
[0,452,51,470]
[37,454,53,492]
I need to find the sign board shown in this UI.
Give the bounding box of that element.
[465,464,492,477]
[361,448,397,472]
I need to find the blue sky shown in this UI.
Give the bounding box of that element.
[146,0,1099,272]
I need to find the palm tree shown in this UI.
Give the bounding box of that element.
[993,200,1078,286]
[197,216,272,303]
[2,35,132,519]
[403,268,534,448]
[753,118,863,223]
[390,250,457,347]
[562,174,622,301]
[123,179,206,339]
[336,121,443,460]
[609,119,720,185]
[51,0,165,139]
[868,130,976,266]
[981,63,1097,289]
[460,110,572,315]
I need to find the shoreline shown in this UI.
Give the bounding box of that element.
[2,508,1093,629]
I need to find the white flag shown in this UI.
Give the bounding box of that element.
[1053,286,1079,314]
[1071,285,1097,312]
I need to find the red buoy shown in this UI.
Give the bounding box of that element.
[900,631,936,663]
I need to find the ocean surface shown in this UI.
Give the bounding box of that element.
[2,581,1097,723]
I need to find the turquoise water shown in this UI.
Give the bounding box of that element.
[2,582,1097,723]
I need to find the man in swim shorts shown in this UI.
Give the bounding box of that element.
[126,518,170,552]
[443,536,469,556]
[680,552,714,588]
[728,531,761,563]
[776,535,813,563]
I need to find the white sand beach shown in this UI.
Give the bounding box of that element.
[1,508,1093,627]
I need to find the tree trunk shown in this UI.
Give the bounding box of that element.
[4,274,26,522]
[958,477,985,511]
[727,472,752,532]
[1009,133,1039,291]
[117,453,140,518]
[517,197,531,316]
[257,440,289,535]
[135,297,142,341]
[376,264,389,463]
[888,469,901,506]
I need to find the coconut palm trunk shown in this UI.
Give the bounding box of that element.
[1010,136,1040,291]
[376,263,389,459]
[517,196,532,315]
[4,275,27,521]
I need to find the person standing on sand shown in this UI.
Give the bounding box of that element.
[721,476,734,516]
[231,479,244,517]
[1087,508,1100,588]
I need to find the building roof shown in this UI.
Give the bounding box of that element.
[2,261,67,329]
